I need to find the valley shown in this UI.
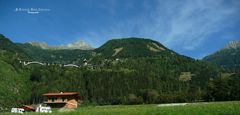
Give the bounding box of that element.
[0,34,240,113]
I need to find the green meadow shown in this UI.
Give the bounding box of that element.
[2,101,240,115]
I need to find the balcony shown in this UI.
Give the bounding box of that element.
[44,98,68,103]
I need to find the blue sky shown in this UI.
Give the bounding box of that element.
[0,0,240,59]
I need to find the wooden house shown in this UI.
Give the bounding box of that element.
[42,92,81,108]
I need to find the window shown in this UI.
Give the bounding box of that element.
[51,98,54,102]
[62,97,66,102]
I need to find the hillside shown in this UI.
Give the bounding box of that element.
[2,34,237,112]
[18,37,222,105]
[0,34,24,54]
[0,35,31,111]
[0,34,28,62]
[203,40,240,72]
[0,60,31,111]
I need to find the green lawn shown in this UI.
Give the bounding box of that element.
[2,101,240,115]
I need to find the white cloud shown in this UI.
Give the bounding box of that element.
[79,0,240,51]
[152,0,240,50]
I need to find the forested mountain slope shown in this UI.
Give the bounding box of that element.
[203,41,240,72]
[17,37,221,104]
[17,43,92,64]
[0,35,31,111]
[2,34,237,111]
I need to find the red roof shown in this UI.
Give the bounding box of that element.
[42,92,80,96]
[17,105,35,111]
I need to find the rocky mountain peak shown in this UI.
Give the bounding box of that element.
[63,40,93,50]
[224,40,240,49]
[28,42,49,49]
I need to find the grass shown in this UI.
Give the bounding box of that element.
[2,101,240,115]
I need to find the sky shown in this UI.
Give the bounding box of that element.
[0,0,240,59]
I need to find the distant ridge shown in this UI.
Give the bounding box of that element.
[27,40,93,50]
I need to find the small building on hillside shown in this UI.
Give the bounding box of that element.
[42,92,81,109]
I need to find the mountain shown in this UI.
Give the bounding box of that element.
[1,35,224,110]
[17,43,93,64]
[94,38,177,58]
[27,38,221,105]
[18,38,182,64]
[28,40,93,50]
[203,40,240,72]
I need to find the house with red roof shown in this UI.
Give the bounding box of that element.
[42,92,81,109]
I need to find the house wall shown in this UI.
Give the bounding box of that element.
[64,99,78,108]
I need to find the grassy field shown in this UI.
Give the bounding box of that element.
[2,101,240,115]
